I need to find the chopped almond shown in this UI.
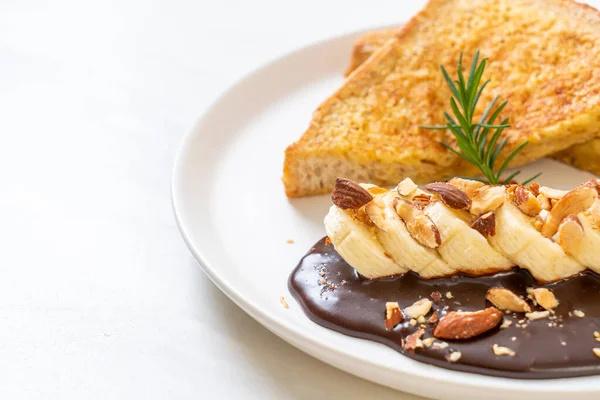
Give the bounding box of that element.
[486,288,531,312]
[492,344,516,356]
[528,288,559,310]
[404,298,433,319]
[385,302,403,330]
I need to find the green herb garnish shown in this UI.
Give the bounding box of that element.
[422,50,540,185]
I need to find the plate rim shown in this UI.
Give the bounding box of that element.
[171,26,599,397]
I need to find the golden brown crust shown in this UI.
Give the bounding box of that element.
[346,29,398,77]
[284,0,600,197]
[552,139,600,176]
[344,28,398,77]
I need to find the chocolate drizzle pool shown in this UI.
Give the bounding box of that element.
[288,237,600,379]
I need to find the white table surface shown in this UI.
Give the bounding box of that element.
[1,0,598,398]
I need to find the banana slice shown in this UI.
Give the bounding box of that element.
[489,201,584,282]
[324,205,406,279]
[425,201,514,274]
[557,201,600,273]
[366,192,455,278]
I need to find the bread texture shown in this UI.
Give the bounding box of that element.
[344,28,398,77]
[346,25,600,177]
[284,0,600,197]
[553,138,600,174]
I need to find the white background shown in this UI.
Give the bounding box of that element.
[1,0,598,398]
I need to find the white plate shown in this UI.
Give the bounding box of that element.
[172,28,599,399]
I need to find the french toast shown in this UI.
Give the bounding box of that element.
[346,26,600,177]
[344,28,397,77]
[284,0,600,197]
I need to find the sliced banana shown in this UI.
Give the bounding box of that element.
[324,205,406,279]
[325,177,593,283]
[366,192,455,278]
[489,201,584,282]
[558,201,600,273]
[425,201,513,274]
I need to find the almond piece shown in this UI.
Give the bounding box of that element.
[331,178,373,210]
[471,212,496,237]
[403,328,425,351]
[404,298,433,319]
[350,206,375,227]
[412,193,432,209]
[430,291,442,302]
[385,302,403,330]
[446,351,462,362]
[492,344,516,357]
[525,310,550,320]
[423,182,471,210]
[279,296,289,309]
[539,186,568,200]
[446,177,485,199]
[470,185,505,215]
[394,198,441,248]
[537,194,551,211]
[529,182,541,197]
[556,214,583,254]
[396,178,418,197]
[364,199,388,232]
[542,186,598,238]
[587,201,600,230]
[529,288,559,310]
[583,178,600,194]
[500,319,512,329]
[433,307,503,340]
[428,311,439,324]
[366,186,388,196]
[486,288,531,312]
[512,186,542,217]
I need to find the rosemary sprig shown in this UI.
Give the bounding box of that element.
[422,50,540,185]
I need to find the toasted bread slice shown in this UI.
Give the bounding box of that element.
[345,29,398,77]
[344,28,398,77]
[284,0,600,197]
[554,138,600,174]
[347,27,600,177]
[344,28,400,76]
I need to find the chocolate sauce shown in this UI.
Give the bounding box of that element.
[288,237,600,379]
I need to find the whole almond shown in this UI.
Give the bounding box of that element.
[433,307,503,340]
[471,212,496,237]
[423,182,471,210]
[331,178,373,209]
